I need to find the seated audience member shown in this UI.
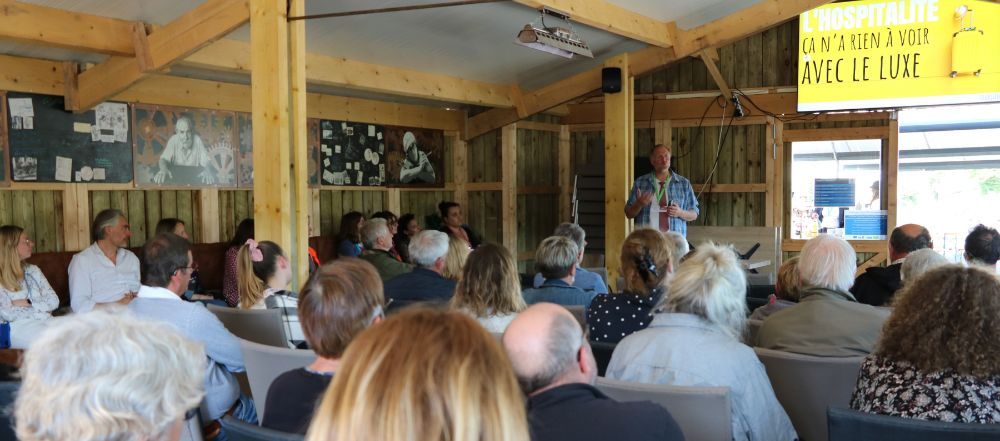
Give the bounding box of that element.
[129,233,257,428]
[236,239,302,346]
[393,213,421,263]
[305,308,528,441]
[383,230,456,307]
[359,218,413,282]
[335,211,365,258]
[964,224,1000,269]
[68,209,141,312]
[450,243,526,332]
[223,218,254,307]
[523,236,597,307]
[757,234,890,357]
[263,258,384,434]
[588,228,674,343]
[749,256,800,321]
[14,311,205,441]
[532,223,609,294]
[0,225,58,348]
[437,201,481,249]
[503,303,684,441]
[371,211,403,261]
[155,217,189,239]
[608,243,797,441]
[664,231,690,267]
[852,265,1000,424]
[442,235,470,281]
[851,224,931,306]
[898,248,949,287]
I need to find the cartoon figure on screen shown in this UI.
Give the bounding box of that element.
[153,116,216,185]
[399,131,435,184]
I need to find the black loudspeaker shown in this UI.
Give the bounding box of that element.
[602,67,622,94]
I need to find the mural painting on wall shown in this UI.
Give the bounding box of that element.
[133,104,237,188]
[236,113,321,188]
[318,120,385,187]
[384,125,445,188]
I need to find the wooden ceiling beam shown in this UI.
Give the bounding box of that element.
[182,39,516,108]
[699,48,732,99]
[68,0,249,111]
[0,1,136,56]
[465,0,832,140]
[511,0,674,48]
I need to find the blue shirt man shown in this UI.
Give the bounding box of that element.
[531,222,609,294]
[523,236,597,308]
[625,144,699,237]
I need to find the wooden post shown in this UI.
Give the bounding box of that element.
[387,189,402,215]
[501,124,518,256]
[604,53,631,292]
[309,189,321,236]
[197,189,220,242]
[451,131,469,210]
[769,118,785,231]
[250,0,293,254]
[289,0,310,286]
[886,115,899,232]
[62,184,91,250]
[558,125,571,222]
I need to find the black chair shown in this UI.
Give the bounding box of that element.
[828,407,1000,441]
[220,415,304,441]
[0,381,19,441]
[588,340,616,377]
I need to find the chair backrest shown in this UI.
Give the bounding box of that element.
[563,304,586,327]
[588,340,616,377]
[828,407,1000,441]
[583,267,609,286]
[221,415,305,441]
[0,381,18,441]
[754,347,865,441]
[239,338,315,421]
[207,304,288,347]
[746,319,763,344]
[594,376,732,441]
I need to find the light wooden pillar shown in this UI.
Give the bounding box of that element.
[501,124,518,256]
[886,114,899,232]
[197,189,220,242]
[604,53,631,292]
[288,0,310,285]
[63,184,91,250]
[765,117,785,229]
[558,125,571,222]
[451,132,469,210]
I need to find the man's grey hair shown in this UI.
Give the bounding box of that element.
[361,218,389,249]
[900,249,949,284]
[409,230,449,268]
[535,236,580,280]
[658,242,747,340]
[798,234,856,292]
[91,209,124,242]
[552,222,586,253]
[15,311,205,441]
[664,231,690,257]
[514,312,583,394]
[175,115,193,131]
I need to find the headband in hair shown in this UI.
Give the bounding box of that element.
[245,239,263,262]
[633,250,658,281]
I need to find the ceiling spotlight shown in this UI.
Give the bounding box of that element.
[515,8,593,59]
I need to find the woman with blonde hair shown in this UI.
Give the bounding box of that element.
[442,235,470,281]
[0,225,58,348]
[852,265,1000,423]
[236,239,302,345]
[588,228,674,343]
[306,308,529,441]
[449,243,525,332]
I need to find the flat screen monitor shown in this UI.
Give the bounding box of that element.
[814,178,855,207]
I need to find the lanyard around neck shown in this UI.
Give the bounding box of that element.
[655,176,671,201]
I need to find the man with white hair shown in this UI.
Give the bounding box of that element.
[383,230,457,306]
[523,236,597,307]
[899,248,949,285]
[359,218,414,282]
[153,116,215,184]
[399,131,435,183]
[532,223,608,294]
[757,234,890,357]
[502,303,683,441]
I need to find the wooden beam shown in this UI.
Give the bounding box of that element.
[689,183,766,193]
[699,48,732,99]
[451,132,470,211]
[501,124,518,256]
[515,120,562,132]
[765,117,782,228]
[183,38,515,108]
[782,239,887,253]
[290,0,310,287]
[197,189,221,242]
[886,116,899,234]
[251,0,292,252]
[511,0,674,48]
[604,53,630,292]
[0,53,63,95]
[0,1,136,55]
[70,0,249,111]
[855,251,888,277]
[782,126,889,142]
[565,91,798,124]
[558,125,571,222]
[466,0,832,137]
[517,186,561,195]
[466,182,503,191]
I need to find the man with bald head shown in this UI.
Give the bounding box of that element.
[502,303,683,441]
[851,223,932,306]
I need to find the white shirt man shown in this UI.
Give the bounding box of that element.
[68,210,141,313]
[154,116,214,184]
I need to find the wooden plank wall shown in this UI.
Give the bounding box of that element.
[0,190,64,252]
[90,189,202,248]
[317,190,385,236]
[517,126,560,271]
[219,190,254,244]
[467,128,502,245]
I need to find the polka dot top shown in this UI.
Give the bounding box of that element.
[587,288,663,344]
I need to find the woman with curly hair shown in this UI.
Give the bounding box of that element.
[449,243,525,333]
[851,265,1000,424]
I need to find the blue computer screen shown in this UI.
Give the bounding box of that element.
[814,178,855,207]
